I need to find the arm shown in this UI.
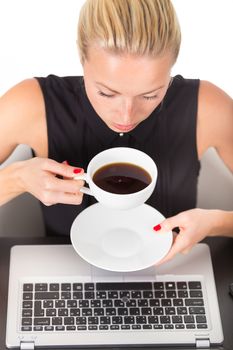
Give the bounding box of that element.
[157,81,233,263]
[0,79,84,206]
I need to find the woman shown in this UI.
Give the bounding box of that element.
[0,0,232,262]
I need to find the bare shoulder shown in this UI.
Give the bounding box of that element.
[0,78,48,160]
[197,80,233,171]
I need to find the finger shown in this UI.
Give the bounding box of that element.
[42,175,85,194]
[43,158,83,178]
[41,190,84,206]
[153,213,183,234]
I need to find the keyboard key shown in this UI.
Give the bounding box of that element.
[175,324,185,329]
[22,301,32,308]
[153,282,164,290]
[96,282,152,291]
[154,291,165,298]
[23,284,33,292]
[58,308,68,316]
[161,299,171,306]
[34,318,50,326]
[188,281,202,289]
[165,324,174,329]
[76,317,86,325]
[112,316,123,324]
[160,316,170,324]
[93,308,104,316]
[177,307,188,315]
[129,308,140,315]
[138,299,148,307]
[22,318,32,326]
[85,283,94,291]
[55,300,65,308]
[22,309,32,317]
[166,291,176,298]
[61,283,71,291]
[110,325,120,330]
[189,307,205,315]
[190,290,203,298]
[99,325,108,330]
[197,324,208,329]
[143,325,152,329]
[61,292,71,299]
[184,315,195,323]
[49,283,59,291]
[35,292,59,300]
[70,308,80,316]
[136,316,146,324]
[165,282,175,290]
[100,316,111,324]
[177,282,187,290]
[35,283,48,292]
[178,290,188,298]
[148,316,158,324]
[23,293,33,300]
[124,316,135,324]
[46,309,56,317]
[64,317,75,325]
[21,326,32,331]
[81,308,92,316]
[186,324,196,329]
[196,315,207,323]
[67,300,77,308]
[44,300,53,308]
[73,283,83,291]
[121,325,130,330]
[102,300,113,307]
[172,316,182,323]
[185,298,204,306]
[73,292,83,299]
[173,299,183,306]
[88,317,99,325]
[52,317,62,325]
[88,325,98,330]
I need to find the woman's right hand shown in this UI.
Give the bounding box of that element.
[16,157,85,206]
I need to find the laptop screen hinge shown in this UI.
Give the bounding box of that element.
[20,341,35,350]
[196,338,210,348]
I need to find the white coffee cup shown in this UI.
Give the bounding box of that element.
[74,147,157,210]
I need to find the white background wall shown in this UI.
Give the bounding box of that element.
[0,0,232,236]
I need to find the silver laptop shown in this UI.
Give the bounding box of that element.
[6,243,224,349]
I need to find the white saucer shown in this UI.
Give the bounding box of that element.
[70,203,172,272]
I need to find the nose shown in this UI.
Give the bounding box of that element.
[120,98,135,124]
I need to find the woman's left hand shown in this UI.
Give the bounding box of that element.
[155,208,220,264]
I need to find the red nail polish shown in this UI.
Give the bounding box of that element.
[153,224,161,231]
[73,168,82,174]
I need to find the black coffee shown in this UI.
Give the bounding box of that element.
[93,162,151,194]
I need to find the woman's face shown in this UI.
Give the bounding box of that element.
[83,46,173,133]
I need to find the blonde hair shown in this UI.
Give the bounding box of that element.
[77,0,181,64]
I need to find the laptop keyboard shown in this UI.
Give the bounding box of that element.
[21,281,208,332]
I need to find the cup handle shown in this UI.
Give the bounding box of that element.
[73,173,94,196]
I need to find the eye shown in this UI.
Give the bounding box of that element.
[143,95,158,100]
[97,91,114,98]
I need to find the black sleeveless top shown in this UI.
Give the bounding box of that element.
[35,74,200,236]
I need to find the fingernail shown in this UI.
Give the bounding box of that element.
[153,224,161,231]
[73,168,82,174]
